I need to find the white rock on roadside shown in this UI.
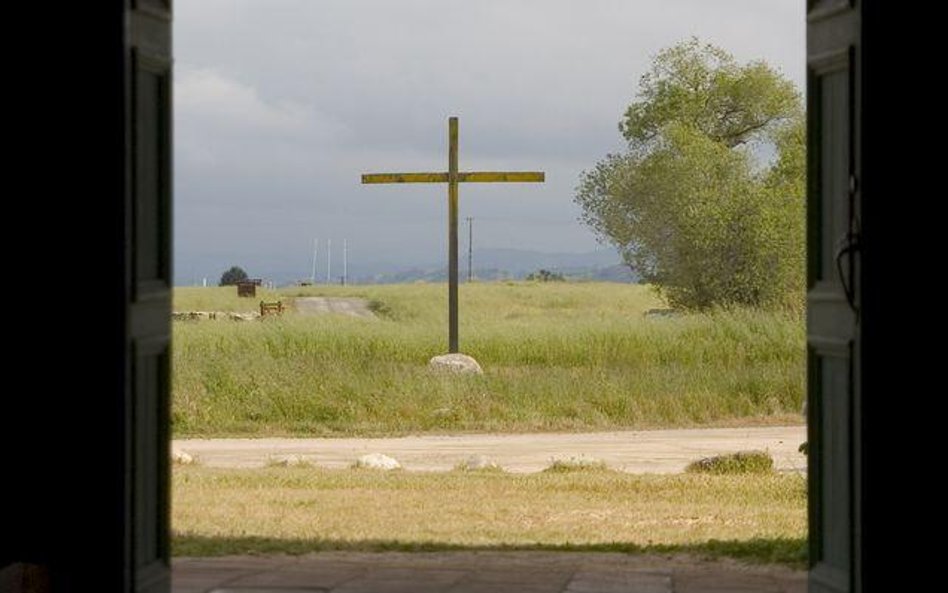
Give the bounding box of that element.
[428,353,483,374]
[456,455,500,471]
[545,455,608,472]
[228,312,260,321]
[171,448,194,465]
[269,454,308,467]
[353,453,401,470]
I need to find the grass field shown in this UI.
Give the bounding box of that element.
[172,283,804,437]
[172,465,807,565]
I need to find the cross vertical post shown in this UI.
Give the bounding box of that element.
[448,117,459,352]
[361,117,544,355]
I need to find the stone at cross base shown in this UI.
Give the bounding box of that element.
[428,353,483,375]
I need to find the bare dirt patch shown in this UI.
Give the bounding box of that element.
[293,296,376,319]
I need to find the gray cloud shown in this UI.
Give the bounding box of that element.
[174,0,805,283]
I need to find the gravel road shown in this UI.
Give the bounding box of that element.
[174,425,806,474]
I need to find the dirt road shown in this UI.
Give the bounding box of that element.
[292,296,376,319]
[173,425,806,473]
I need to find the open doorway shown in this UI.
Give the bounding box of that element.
[170,1,808,591]
[1,0,883,591]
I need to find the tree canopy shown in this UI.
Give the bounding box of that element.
[219,266,249,286]
[575,38,804,310]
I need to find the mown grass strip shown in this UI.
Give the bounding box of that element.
[172,466,807,565]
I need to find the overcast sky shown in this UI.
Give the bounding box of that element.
[174,0,804,284]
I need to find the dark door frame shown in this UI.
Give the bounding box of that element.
[5,2,910,591]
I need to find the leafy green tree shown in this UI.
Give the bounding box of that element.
[575,38,804,310]
[219,266,249,286]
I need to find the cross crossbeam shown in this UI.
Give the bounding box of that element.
[362,172,545,184]
[361,117,545,353]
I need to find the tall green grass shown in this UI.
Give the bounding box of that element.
[172,283,804,436]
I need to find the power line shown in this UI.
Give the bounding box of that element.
[311,237,318,283]
[326,238,332,283]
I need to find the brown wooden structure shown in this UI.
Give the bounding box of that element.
[259,301,284,316]
[236,281,256,297]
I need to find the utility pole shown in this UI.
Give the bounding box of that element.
[326,238,332,283]
[311,237,318,283]
[466,216,474,282]
[343,239,348,286]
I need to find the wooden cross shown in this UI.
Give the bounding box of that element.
[362,116,545,354]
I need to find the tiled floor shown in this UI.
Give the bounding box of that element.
[173,551,806,593]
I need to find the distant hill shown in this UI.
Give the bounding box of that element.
[354,248,637,284]
[176,247,636,287]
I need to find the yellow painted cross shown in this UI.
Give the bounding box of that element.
[362,116,545,354]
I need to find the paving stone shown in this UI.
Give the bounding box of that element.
[673,572,781,593]
[212,588,328,593]
[778,579,808,593]
[173,553,805,593]
[461,569,573,586]
[183,557,296,571]
[324,568,468,593]
[448,583,567,593]
[174,568,260,590]
[329,579,456,593]
[567,569,671,593]
[226,567,364,588]
[360,568,468,583]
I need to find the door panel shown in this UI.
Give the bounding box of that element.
[127,1,172,592]
[132,339,170,592]
[807,1,861,592]
[133,52,171,292]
